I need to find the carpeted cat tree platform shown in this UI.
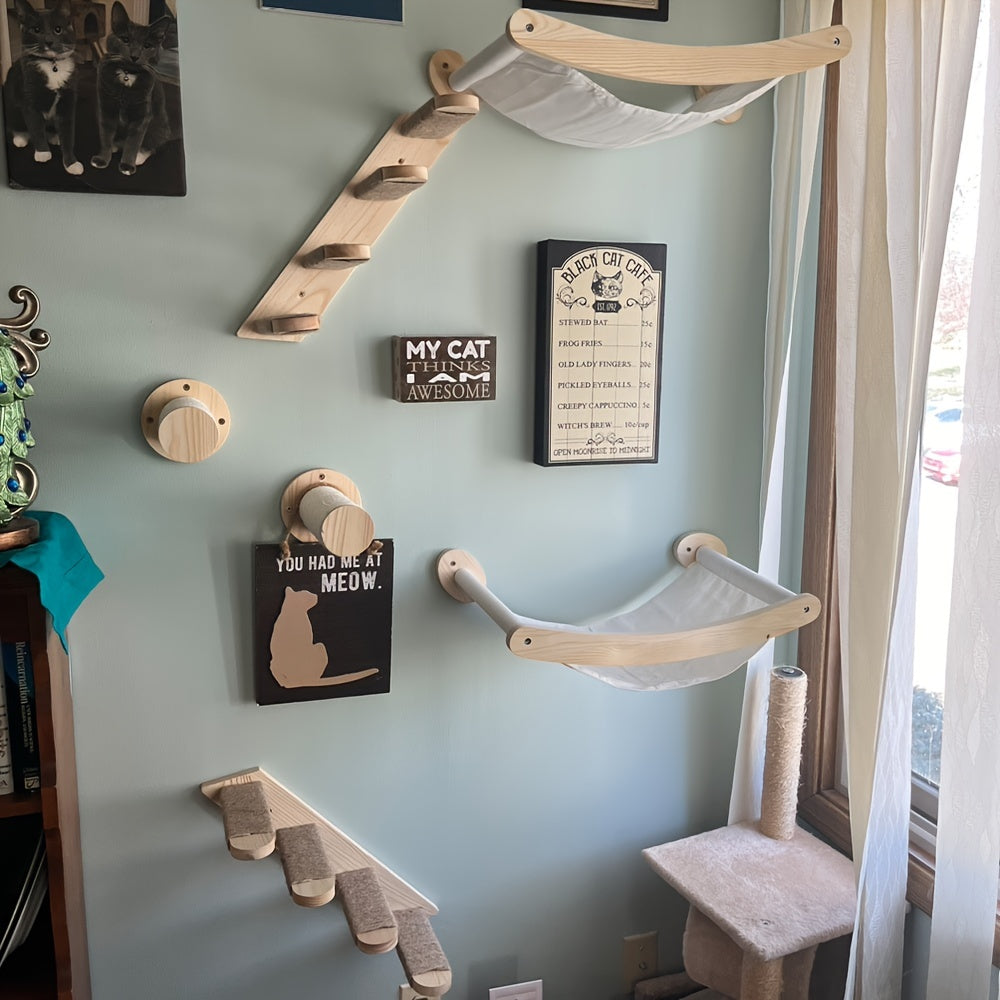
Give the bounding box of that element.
[642,667,856,1000]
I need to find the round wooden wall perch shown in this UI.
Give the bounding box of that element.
[141,379,231,463]
[280,469,375,558]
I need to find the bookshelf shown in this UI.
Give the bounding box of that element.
[0,565,90,1000]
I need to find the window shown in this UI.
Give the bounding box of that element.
[796,8,993,959]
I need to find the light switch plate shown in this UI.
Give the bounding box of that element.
[623,931,659,991]
[489,980,543,1000]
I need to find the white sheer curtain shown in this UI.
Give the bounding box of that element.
[927,2,1000,994]
[729,0,832,824]
[835,0,981,996]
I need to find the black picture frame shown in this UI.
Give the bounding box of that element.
[534,0,668,22]
[535,239,667,467]
[259,0,404,23]
[253,541,393,706]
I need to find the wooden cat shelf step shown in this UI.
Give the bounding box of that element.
[203,769,451,993]
[201,767,437,915]
[237,94,479,343]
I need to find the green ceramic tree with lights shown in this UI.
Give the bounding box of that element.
[0,332,35,521]
[0,286,50,543]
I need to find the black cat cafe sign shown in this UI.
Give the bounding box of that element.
[534,239,667,467]
[1,0,186,196]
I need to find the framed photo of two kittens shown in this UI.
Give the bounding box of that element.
[0,0,186,196]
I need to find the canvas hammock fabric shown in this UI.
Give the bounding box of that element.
[548,560,775,690]
[438,542,818,693]
[448,38,782,149]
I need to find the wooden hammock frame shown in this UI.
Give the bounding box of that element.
[437,533,820,669]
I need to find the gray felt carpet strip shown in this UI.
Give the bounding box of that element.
[276,824,333,885]
[219,782,273,838]
[337,867,396,934]
[395,908,449,975]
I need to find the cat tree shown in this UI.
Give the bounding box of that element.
[642,667,856,999]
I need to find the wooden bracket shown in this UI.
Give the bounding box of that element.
[237,97,478,343]
[201,767,437,914]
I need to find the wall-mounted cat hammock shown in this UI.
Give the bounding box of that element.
[436,533,819,691]
[429,9,850,149]
[237,10,850,343]
[202,768,451,997]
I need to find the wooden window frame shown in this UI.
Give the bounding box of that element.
[796,7,1000,964]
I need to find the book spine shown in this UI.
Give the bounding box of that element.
[0,658,11,795]
[2,639,39,793]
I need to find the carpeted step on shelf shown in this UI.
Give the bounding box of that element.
[201,767,451,995]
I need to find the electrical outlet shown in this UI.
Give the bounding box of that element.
[623,931,659,991]
[399,986,434,1000]
[489,979,543,1000]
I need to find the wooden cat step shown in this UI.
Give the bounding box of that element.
[201,768,437,914]
[237,95,479,343]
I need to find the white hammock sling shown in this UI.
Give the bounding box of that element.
[434,10,850,149]
[437,535,820,692]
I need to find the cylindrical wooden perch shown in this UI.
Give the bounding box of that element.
[338,867,398,954]
[355,164,429,201]
[302,243,371,271]
[280,469,376,558]
[276,824,336,907]
[299,486,374,558]
[268,314,321,337]
[141,379,231,463]
[218,781,275,861]
[400,94,480,138]
[395,907,452,997]
[759,665,808,841]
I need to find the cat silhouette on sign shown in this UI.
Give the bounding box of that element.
[269,587,378,689]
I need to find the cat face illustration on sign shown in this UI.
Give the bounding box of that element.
[0,0,186,196]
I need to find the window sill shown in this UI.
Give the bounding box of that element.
[798,788,1000,966]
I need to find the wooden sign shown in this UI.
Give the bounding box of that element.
[253,541,392,706]
[534,240,666,466]
[391,336,496,402]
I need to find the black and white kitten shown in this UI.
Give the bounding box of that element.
[4,0,83,175]
[91,2,174,176]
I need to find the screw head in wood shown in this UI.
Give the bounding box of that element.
[141,379,231,463]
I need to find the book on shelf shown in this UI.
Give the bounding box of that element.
[1,640,39,793]
[0,663,11,796]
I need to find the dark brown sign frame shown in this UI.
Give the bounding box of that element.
[534,239,667,467]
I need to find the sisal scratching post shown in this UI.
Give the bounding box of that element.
[395,907,452,997]
[219,781,275,860]
[276,824,335,907]
[337,867,398,954]
[759,666,807,841]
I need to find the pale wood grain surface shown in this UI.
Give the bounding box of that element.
[507,9,851,86]
[201,768,437,914]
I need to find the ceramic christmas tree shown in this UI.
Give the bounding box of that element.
[0,286,50,549]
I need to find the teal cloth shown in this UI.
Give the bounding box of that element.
[0,511,103,648]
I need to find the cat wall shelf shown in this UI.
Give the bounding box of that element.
[279,468,377,558]
[201,768,451,996]
[236,95,479,342]
[140,379,230,463]
[237,9,849,343]
[436,533,820,691]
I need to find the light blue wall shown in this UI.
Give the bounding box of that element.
[1,1,779,996]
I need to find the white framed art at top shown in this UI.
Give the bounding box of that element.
[259,0,403,24]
